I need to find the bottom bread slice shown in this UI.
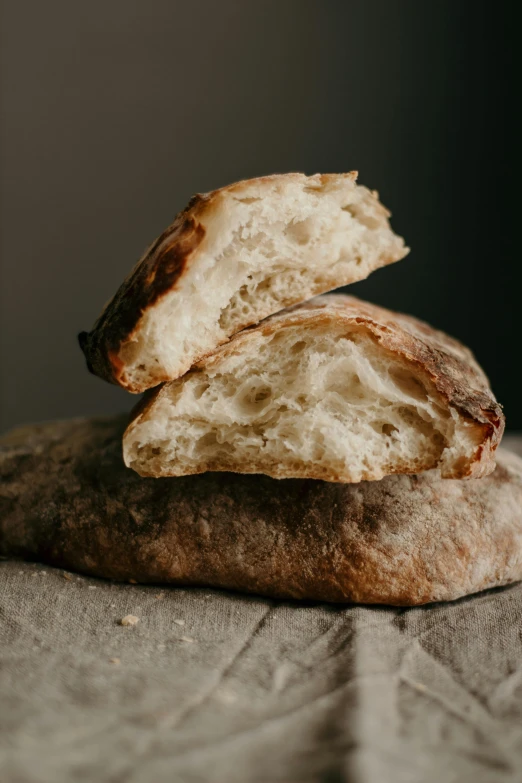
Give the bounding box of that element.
[124,295,504,483]
[1,415,521,606]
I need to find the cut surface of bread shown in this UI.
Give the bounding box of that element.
[78,173,408,392]
[124,295,504,482]
[1,417,521,605]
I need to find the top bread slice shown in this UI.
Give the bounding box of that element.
[124,295,504,483]
[79,173,408,392]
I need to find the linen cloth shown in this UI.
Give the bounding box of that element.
[1,438,522,783]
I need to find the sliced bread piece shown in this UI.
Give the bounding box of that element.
[79,173,408,392]
[124,295,504,482]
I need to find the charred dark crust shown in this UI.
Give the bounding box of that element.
[78,201,207,390]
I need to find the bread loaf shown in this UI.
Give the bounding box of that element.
[1,416,519,606]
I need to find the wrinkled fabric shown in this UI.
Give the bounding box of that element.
[1,439,522,783]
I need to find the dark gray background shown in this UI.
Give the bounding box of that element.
[0,1,517,432]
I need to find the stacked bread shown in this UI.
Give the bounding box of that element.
[73,173,518,605]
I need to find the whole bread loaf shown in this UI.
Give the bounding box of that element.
[1,416,520,606]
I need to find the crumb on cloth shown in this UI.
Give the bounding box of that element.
[119,615,139,627]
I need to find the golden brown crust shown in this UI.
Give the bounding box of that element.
[1,416,520,606]
[78,173,406,392]
[128,295,505,480]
